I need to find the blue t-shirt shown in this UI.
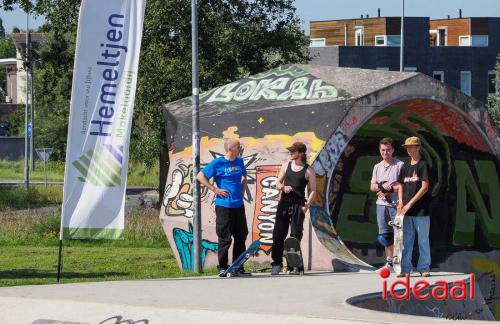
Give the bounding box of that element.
[201,156,247,208]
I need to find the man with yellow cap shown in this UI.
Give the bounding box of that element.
[397,136,431,277]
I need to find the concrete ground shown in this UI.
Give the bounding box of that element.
[0,271,490,324]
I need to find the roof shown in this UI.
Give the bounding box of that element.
[165,64,417,121]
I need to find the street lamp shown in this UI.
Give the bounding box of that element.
[23,12,30,189]
[400,0,404,72]
[191,0,202,273]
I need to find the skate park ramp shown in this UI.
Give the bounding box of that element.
[0,272,490,323]
[159,64,500,311]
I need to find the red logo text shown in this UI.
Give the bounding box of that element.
[379,268,475,301]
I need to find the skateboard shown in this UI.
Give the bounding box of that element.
[222,240,261,277]
[388,214,404,274]
[283,237,304,275]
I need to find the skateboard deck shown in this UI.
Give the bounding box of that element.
[222,240,261,277]
[389,214,404,274]
[283,237,304,275]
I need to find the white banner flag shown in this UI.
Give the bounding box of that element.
[62,0,146,239]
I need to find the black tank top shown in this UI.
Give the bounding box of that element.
[283,161,309,201]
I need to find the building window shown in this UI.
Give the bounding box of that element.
[433,71,444,82]
[459,36,471,46]
[437,28,447,46]
[460,71,471,96]
[472,35,488,47]
[459,35,488,47]
[375,36,385,46]
[387,35,401,46]
[404,67,417,72]
[488,71,498,95]
[375,35,401,47]
[310,38,326,47]
[355,26,364,46]
[429,30,437,46]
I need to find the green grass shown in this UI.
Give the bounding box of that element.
[0,160,160,188]
[0,186,63,212]
[0,209,166,247]
[0,208,218,286]
[0,246,217,287]
[126,161,160,187]
[0,160,65,182]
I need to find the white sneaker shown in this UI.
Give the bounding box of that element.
[381,257,394,272]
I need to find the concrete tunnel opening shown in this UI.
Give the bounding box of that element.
[325,98,500,268]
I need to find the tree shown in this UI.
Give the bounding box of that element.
[487,55,500,128]
[133,0,309,165]
[32,29,76,160]
[0,17,5,38]
[3,0,308,164]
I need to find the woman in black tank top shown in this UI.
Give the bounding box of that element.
[282,161,309,202]
[270,142,317,275]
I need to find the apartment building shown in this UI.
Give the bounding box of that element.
[308,14,500,103]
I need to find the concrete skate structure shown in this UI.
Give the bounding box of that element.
[0,272,495,322]
[160,65,499,282]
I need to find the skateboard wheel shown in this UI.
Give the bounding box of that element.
[226,273,232,278]
[245,253,250,258]
[283,251,288,256]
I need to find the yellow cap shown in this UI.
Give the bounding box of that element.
[402,136,421,147]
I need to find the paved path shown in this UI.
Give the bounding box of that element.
[0,272,488,324]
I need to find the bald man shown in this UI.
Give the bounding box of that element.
[196,138,248,276]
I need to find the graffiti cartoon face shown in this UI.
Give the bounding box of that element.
[163,163,209,218]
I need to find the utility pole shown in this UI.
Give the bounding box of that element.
[23,12,30,189]
[29,31,34,171]
[191,0,202,273]
[400,0,405,72]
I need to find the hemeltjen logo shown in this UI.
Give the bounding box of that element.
[379,267,475,300]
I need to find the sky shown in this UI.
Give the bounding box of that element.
[1,0,499,34]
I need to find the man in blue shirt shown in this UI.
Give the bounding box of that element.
[196,138,248,276]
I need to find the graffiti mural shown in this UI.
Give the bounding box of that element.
[163,163,204,218]
[252,165,281,253]
[200,65,339,106]
[172,224,218,271]
[161,65,500,290]
[334,103,500,250]
[159,127,335,271]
